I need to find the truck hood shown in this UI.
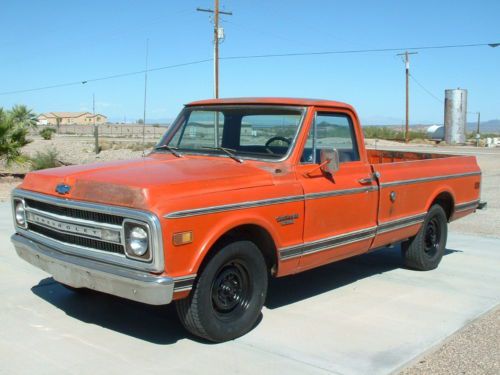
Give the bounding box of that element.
[20,154,274,209]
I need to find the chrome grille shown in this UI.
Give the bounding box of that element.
[22,198,125,256]
[25,198,124,225]
[28,223,124,254]
[13,189,165,273]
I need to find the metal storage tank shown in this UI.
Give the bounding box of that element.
[444,88,467,144]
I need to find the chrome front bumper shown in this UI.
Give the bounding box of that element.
[11,234,174,305]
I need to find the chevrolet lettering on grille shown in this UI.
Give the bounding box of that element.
[26,211,102,238]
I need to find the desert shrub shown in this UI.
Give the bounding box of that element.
[39,127,56,140]
[30,148,60,170]
[363,126,426,141]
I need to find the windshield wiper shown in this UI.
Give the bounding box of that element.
[202,146,243,163]
[154,145,182,158]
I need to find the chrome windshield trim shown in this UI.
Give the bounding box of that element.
[155,105,308,163]
[12,189,164,273]
[380,171,481,188]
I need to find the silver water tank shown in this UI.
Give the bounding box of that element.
[444,88,467,144]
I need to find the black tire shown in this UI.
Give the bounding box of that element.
[402,204,448,271]
[176,240,268,342]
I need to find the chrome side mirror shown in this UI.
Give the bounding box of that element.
[320,149,340,175]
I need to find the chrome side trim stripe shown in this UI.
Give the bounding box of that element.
[376,212,426,234]
[173,274,197,292]
[305,185,377,200]
[280,226,377,260]
[455,199,480,212]
[165,185,378,219]
[165,195,304,219]
[380,171,481,188]
[279,213,427,261]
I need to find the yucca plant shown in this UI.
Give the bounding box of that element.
[0,105,36,165]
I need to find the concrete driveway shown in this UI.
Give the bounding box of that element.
[1,201,499,375]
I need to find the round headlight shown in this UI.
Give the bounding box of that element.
[15,202,26,226]
[128,226,148,256]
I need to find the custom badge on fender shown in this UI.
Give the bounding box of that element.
[55,183,71,195]
[276,213,299,226]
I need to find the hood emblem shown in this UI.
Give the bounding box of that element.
[55,183,71,195]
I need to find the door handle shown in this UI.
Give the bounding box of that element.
[358,172,380,185]
[358,176,374,184]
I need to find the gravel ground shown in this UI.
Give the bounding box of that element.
[399,306,500,375]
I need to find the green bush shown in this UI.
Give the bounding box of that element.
[30,148,60,170]
[39,127,56,140]
[0,105,36,165]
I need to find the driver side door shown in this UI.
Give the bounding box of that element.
[295,109,378,271]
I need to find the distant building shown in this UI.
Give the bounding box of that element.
[37,112,108,126]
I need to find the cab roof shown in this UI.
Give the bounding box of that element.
[186,97,354,110]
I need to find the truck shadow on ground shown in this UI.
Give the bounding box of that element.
[30,245,460,345]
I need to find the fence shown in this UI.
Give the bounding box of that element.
[34,124,169,138]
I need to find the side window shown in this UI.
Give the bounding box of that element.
[301,112,359,164]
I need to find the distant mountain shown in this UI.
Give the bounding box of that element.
[467,119,500,134]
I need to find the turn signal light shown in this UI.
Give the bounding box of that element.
[173,231,193,246]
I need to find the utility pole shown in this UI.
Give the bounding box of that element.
[476,112,481,147]
[93,93,99,154]
[197,0,232,98]
[397,51,418,143]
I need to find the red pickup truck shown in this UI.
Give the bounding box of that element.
[12,98,484,342]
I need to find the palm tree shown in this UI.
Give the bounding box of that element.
[0,105,34,165]
[10,104,38,129]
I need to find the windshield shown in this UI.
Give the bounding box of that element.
[158,105,305,160]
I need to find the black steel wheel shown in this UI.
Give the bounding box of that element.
[402,204,448,271]
[211,260,252,320]
[176,240,268,342]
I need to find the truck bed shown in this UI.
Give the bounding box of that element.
[367,149,450,164]
[366,148,481,249]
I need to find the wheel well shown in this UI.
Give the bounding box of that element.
[203,224,278,275]
[430,192,454,221]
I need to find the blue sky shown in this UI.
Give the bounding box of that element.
[1,0,499,124]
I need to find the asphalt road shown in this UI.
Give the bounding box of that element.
[1,200,499,375]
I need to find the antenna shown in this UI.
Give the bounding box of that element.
[142,39,149,156]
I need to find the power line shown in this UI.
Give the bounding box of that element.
[1,41,497,96]
[0,59,212,96]
[221,42,497,61]
[409,73,443,104]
